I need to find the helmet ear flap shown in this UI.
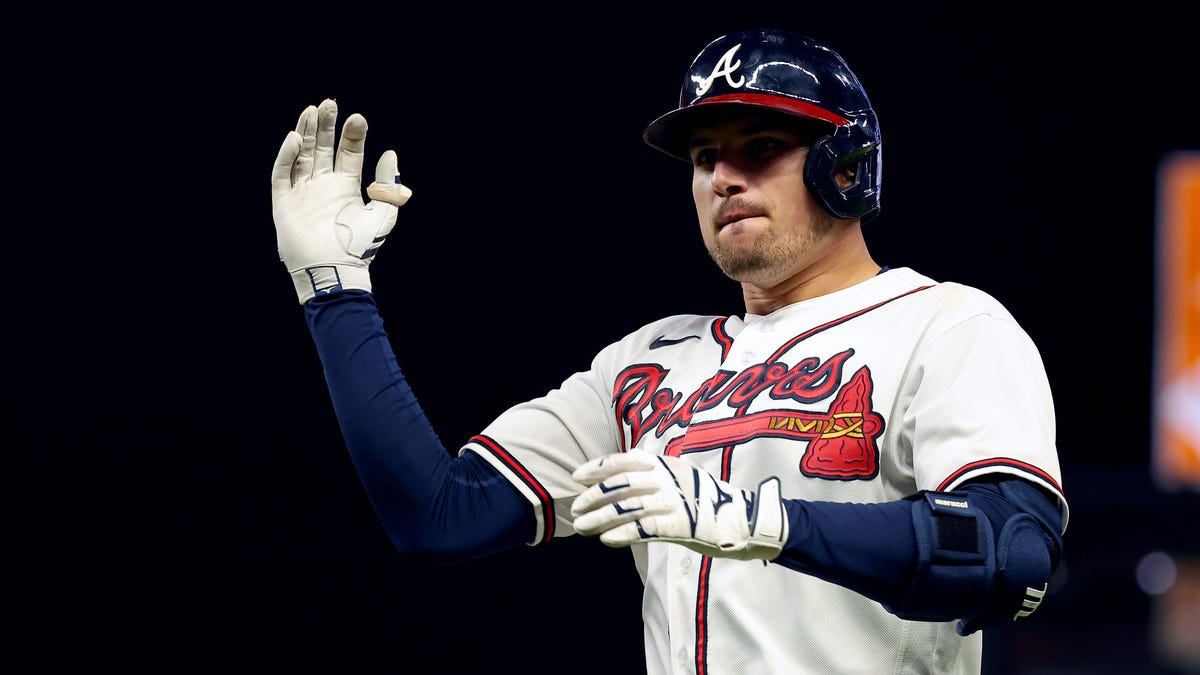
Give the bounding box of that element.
[804,130,883,221]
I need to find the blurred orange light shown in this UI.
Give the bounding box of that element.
[1153,151,1200,492]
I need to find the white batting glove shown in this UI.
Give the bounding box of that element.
[270,98,413,304]
[571,453,789,561]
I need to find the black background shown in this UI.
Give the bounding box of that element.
[15,5,1200,674]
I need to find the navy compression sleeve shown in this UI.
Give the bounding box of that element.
[774,478,1063,626]
[305,290,534,565]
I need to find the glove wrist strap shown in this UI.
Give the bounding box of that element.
[748,477,789,560]
[291,264,372,304]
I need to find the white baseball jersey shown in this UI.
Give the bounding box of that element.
[462,267,1068,675]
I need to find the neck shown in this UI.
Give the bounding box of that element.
[740,227,880,315]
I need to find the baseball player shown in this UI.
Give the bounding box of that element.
[270,28,1068,674]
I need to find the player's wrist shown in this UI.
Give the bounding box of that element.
[745,477,789,560]
[289,264,372,304]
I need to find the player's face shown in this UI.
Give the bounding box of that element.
[688,108,838,289]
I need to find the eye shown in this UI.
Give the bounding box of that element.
[745,135,786,158]
[690,147,717,167]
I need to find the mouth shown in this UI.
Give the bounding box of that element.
[717,210,763,229]
[714,199,767,230]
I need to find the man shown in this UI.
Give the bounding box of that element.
[270,28,1067,674]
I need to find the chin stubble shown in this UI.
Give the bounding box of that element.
[708,209,837,282]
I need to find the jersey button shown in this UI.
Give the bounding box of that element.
[680,557,691,574]
[677,648,689,668]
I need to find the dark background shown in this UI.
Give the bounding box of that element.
[16,5,1200,674]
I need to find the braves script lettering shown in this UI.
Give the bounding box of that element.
[613,349,882,478]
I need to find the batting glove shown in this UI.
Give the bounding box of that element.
[270,98,413,304]
[571,453,789,561]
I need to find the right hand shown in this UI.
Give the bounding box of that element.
[571,452,789,561]
[270,98,413,304]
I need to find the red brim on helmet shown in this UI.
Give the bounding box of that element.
[643,92,850,163]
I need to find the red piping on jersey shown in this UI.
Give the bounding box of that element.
[720,445,735,481]
[767,285,934,364]
[693,445,738,674]
[936,457,1063,495]
[696,555,714,675]
[469,434,556,542]
[711,317,734,362]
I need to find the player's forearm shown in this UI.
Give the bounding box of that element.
[775,478,1063,634]
[775,497,917,607]
[304,291,532,564]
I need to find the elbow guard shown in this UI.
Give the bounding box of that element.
[895,482,1061,636]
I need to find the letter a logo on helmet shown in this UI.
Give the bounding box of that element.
[644,29,883,222]
[693,44,745,96]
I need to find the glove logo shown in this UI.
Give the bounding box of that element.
[692,44,745,97]
[710,480,734,515]
[305,266,345,296]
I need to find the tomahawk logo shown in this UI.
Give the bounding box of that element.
[693,44,745,96]
[1015,583,1048,619]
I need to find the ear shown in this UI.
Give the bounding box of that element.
[835,164,857,190]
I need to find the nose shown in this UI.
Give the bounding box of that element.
[711,154,746,197]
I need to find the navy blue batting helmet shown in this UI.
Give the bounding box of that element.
[643,29,882,222]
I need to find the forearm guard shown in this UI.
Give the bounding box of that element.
[896,480,1062,635]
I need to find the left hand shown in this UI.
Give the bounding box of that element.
[571,453,789,561]
[270,98,413,304]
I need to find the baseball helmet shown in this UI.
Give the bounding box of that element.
[643,29,882,221]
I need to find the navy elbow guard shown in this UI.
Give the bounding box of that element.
[895,485,1060,636]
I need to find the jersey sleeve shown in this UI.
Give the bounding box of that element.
[903,299,1069,531]
[460,346,625,545]
[460,313,722,545]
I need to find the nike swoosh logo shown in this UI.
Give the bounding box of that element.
[649,334,701,350]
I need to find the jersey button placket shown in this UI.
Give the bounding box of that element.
[737,322,759,366]
[664,546,695,674]
[676,647,690,670]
